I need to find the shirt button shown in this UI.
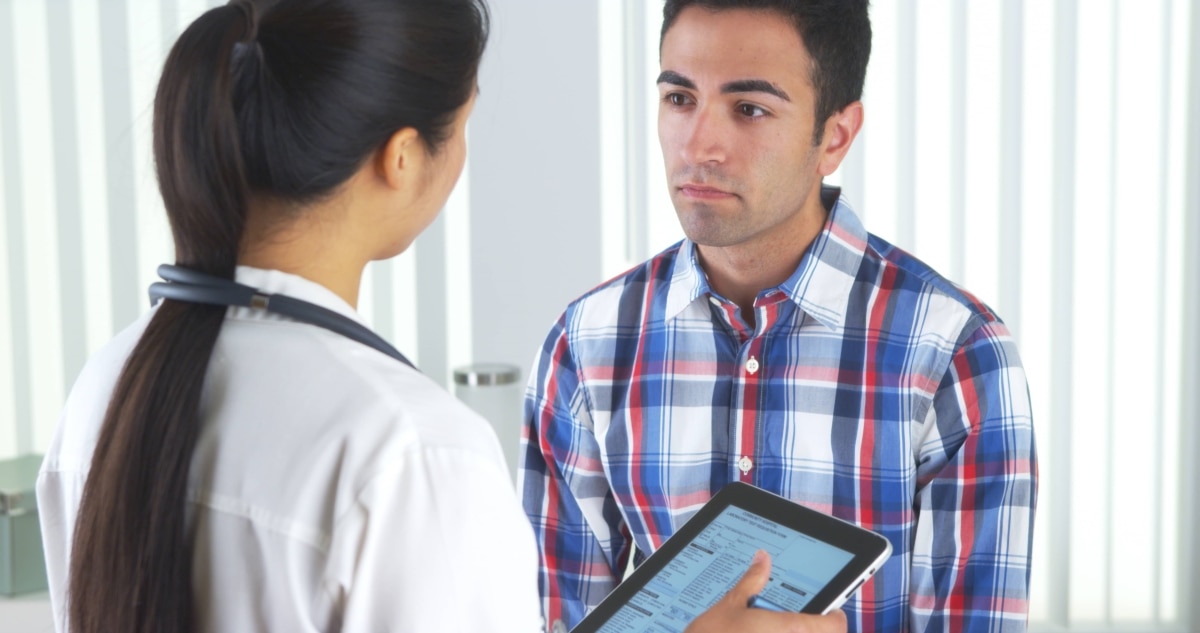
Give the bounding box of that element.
[738,455,754,474]
[552,619,567,633]
[746,356,760,375]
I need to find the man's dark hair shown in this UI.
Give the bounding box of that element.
[661,0,871,143]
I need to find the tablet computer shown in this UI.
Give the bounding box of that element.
[571,482,892,633]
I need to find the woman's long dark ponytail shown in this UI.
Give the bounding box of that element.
[66,0,488,631]
[68,4,254,631]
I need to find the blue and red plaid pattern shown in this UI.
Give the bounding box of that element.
[519,192,1037,632]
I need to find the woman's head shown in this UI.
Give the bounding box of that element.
[68,2,488,632]
[154,0,489,274]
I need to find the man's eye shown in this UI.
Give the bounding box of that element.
[666,93,690,106]
[738,104,766,117]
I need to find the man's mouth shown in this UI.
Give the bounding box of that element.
[678,183,735,200]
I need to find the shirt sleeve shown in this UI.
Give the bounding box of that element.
[910,320,1038,632]
[328,444,543,633]
[35,466,81,633]
[518,315,633,630]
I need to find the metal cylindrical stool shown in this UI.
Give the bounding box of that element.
[453,363,522,483]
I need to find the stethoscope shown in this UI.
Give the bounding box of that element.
[148,264,417,370]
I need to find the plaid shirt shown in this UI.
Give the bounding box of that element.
[519,191,1037,633]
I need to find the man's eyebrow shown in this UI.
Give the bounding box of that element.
[655,72,791,103]
[721,79,790,102]
[656,70,696,89]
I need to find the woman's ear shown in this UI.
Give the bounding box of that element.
[377,127,423,191]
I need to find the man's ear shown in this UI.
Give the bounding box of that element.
[377,127,423,191]
[817,101,864,177]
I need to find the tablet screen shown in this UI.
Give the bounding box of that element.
[572,483,892,633]
[597,505,855,632]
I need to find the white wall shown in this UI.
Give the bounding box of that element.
[467,0,604,382]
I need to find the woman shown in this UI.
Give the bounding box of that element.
[36,1,845,631]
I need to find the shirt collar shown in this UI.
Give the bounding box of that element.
[231,266,367,326]
[663,186,868,331]
[664,240,711,321]
[783,190,868,331]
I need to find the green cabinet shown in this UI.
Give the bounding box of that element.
[0,455,48,596]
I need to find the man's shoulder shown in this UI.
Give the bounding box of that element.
[535,243,685,375]
[862,232,1004,331]
[562,241,685,317]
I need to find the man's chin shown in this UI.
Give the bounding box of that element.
[677,224,742,249]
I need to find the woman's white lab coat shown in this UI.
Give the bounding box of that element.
[37,267,542,632]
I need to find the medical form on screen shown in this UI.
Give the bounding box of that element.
[597,506,854,633]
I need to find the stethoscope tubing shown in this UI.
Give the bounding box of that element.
[148,264,416,370]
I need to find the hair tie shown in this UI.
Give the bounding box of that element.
[228,0,261,67]
[232,41,252,60]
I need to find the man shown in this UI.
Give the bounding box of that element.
[520,1,1037,631]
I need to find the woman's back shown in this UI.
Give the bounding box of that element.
[39,267,541,631]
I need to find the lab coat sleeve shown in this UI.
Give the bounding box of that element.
[327,444,543,632]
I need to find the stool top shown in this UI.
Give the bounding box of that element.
[454,363,521,387]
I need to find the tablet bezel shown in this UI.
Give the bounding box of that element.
[571,481,892,632]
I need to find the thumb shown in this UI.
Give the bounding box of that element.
[727,550,772,604]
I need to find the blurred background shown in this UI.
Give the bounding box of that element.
[0,0,1196,631]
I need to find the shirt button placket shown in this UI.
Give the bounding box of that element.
[729,347,758,481]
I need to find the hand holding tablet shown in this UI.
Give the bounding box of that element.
[571,482,892,633]
[682,550,850,633]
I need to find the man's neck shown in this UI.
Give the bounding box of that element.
[697,192,831,328]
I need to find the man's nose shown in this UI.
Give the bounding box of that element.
[679,106,727,165]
